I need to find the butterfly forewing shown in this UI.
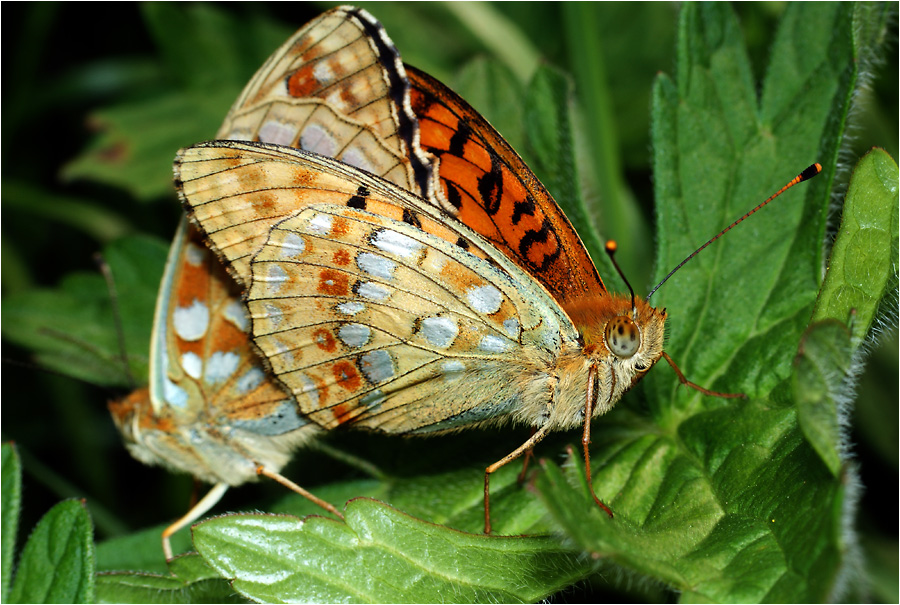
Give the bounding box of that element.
[406,66,605,307]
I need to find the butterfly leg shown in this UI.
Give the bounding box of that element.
[661,352,747,399]
[484,423,553,534]
[256,466,345,521]
[582,365,613,518]
[161,482,229,560]
[516,430,537,485]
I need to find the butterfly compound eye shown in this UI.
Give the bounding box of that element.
[605,316,641,358]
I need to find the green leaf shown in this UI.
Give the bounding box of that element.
[1,179,132,243]
[193,499,592,604]
[537,436,842,603]
[811,148,900,345]
[1,444,22,602]
[62,91,229,201]
[1,235,167,387]
[8,500,95,604]
[649,3,860,402]
[96,553,245,604]
[798,147,899,477]
[793,320,852,476]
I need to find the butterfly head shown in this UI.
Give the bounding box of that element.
[567,294,667,391]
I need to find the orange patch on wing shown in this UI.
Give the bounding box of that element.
[286,64,319,98]
[362,199,404,223]
[439,259,483,294]
[209,315,247,352]
[250,191,278,213]
[176,257,210,308]
[317,268,350,295]
[408,68,608,305]
[331,216,350,237]
[312,328,337,352]
[332,360,362,391]
[332,249,351,266]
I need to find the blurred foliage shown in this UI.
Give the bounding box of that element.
[2,2,896,602]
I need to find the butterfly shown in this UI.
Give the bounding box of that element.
[109,6,443,558]
[174,9,694,536]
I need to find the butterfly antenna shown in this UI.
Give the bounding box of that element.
[604,240,636,315]
[646,163,822,301]
[95,252,136,389]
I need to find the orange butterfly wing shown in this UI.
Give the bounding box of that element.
[407,66,606,307]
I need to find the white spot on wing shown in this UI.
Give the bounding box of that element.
[300,123,337,157]
[181,352,202,379]
[204,351,241,384]
[503,318,520,338]
[268,338,294,366]
[338,323,371,348]
[259,120,298,146]
[163,377,189,408]
[337,301,365,315]
[421,316,458,348]
[442,360,465,373]
[185,243,206,266]
[325,89,344,108]
[308,213,333,235]
[371,229,423,258]
[313,60,336,84]
[260,263,289,293]
[278,233,306,259]
[357,282,390,301]
[235,367,265,393]
[297,373,318,406]
[341,146,373,173]
[479,335,511,354]
[359,350,394,383]
[173,300,209,341]
[467,284,502,314]
[223,299,249,332]
[263,303,284,327]
[357,252,396,279]
[360,389,385,409]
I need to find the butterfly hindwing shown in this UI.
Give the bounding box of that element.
[178,141,584,433]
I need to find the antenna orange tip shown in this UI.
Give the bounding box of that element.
[801,163,822,180]
[605,240,618,253]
